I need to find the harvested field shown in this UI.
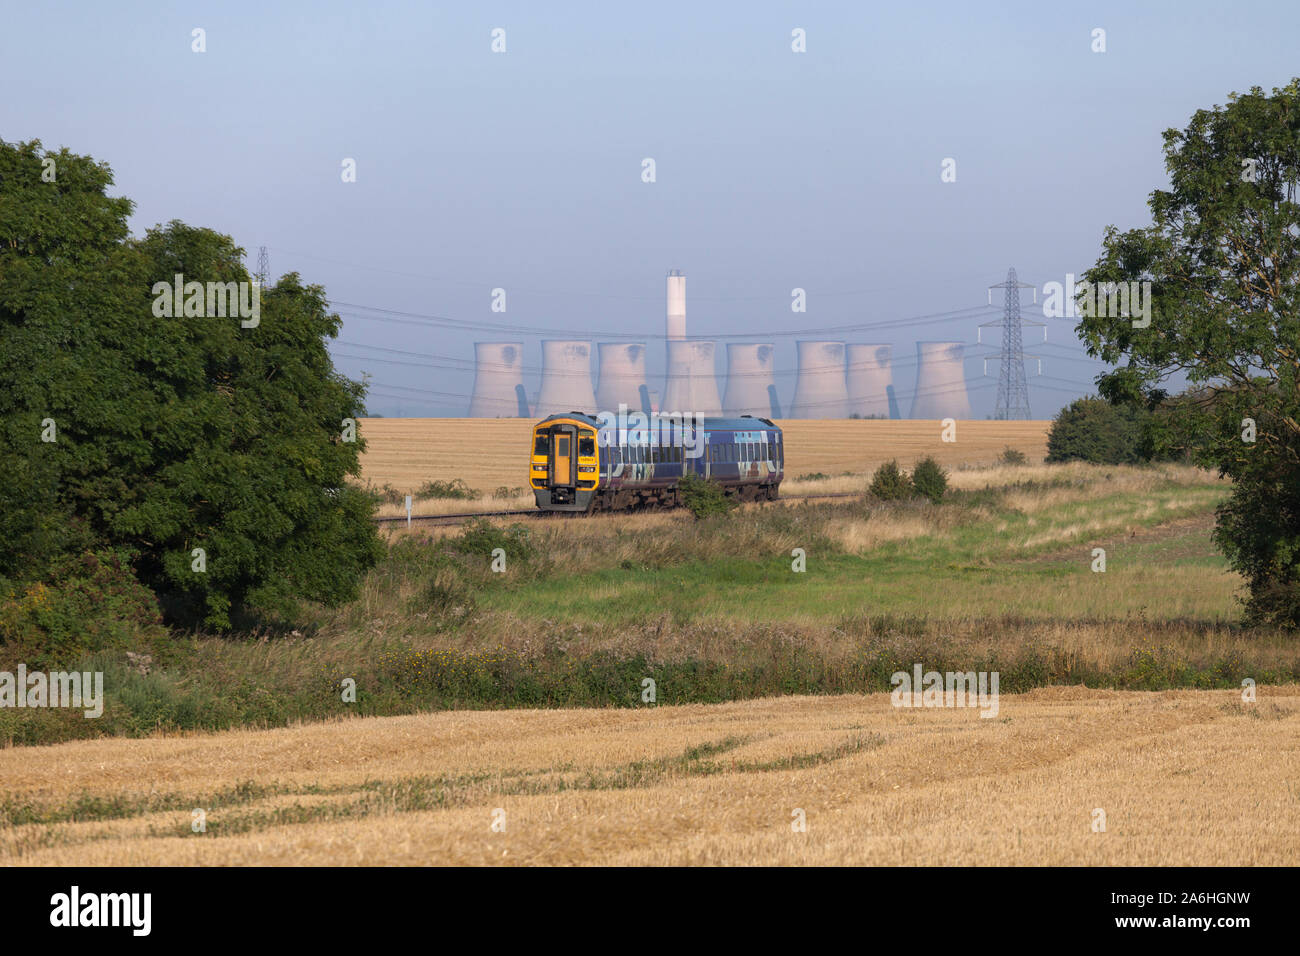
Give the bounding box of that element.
[355,418,1050,496]
[3,687,1297,865]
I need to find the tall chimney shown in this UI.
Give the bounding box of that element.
[909,341,972,419]
[723,343,777,417]
[535,340,597,417]
[468,342,526,417]
[789,341,848,418]
[666,269,686,341]
[845,344,893,419]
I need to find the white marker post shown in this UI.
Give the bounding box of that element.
[405,494,412,528]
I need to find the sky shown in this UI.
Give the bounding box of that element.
[4,0,1299,417]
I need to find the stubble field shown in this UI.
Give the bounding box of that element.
[2,686,1296,865]
[355,417,1051,498]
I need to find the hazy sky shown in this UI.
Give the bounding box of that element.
[5,1,1298,417]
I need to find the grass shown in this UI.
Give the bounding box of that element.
[3,460,1297,749]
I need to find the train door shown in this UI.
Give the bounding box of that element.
[551,426,576,487]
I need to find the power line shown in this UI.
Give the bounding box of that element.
[330,300,1003,341]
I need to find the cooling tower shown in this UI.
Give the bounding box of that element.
[909,341,972,419]
[666,269,686,341]
[468,342,526,417]
[596,342,648,414]
[723,343,777,417]
[535,340,597,417]
[845,344,893,419]
[662,340,723,416]
[788,341,848,419]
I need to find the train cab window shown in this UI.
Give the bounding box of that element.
[579,435,595,457]
[534,434,550,456]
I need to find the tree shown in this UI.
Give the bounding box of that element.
[0,139,382,629]
[1046,397,1151,464]
[1076,80,1300,626]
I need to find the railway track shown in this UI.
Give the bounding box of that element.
[374,492,861,526]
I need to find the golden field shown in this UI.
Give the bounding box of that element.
[355,417,1051,496]
[2,687,1297,865]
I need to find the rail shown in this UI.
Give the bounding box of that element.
[373,492,861,526]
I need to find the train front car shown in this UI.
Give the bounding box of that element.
[530,413,602,512]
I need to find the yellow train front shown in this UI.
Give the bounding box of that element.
[530,412,783,512]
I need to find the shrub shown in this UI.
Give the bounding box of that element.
[416,478,481,501]
[868,460,913,501]
[677,474,737,519]
[492,486,525,500]
[998,447,1028,466]
[795,473,830,481]
[911,457,948,503]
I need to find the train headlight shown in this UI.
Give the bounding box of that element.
[578,465,596,473]
[532,464,547,472]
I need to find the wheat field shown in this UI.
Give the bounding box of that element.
[355,418,1051,495]
[3,686,1296,865]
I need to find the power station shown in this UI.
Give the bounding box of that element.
[789,341,849,419]
[722,343,778,417]
[468,342,527,418]
[908,342,972,420]
[596,342,650,414]
[461,269,985,420]
[534,340,597,418]
[846,344,893,419]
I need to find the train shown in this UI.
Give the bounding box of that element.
[530,411,783,512]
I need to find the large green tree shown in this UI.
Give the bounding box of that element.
[1077,80,1300,627]
[1,139,381,629]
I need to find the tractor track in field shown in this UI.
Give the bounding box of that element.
[373,492,860,526]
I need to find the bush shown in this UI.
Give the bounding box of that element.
[0,550,166,668]
[795,473,830,481]
[868,460,913,501]
[998,447,1028,466]
[416,478,481,501]
[453,519,535,564]
[492,486,525,500]
[911,457,948,503]
[677,474,737,519]
[1046,397,1153,464]
[376,484,406,506]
